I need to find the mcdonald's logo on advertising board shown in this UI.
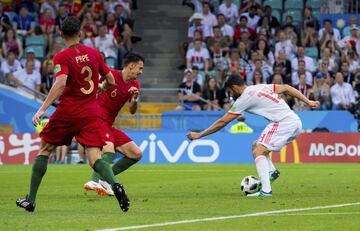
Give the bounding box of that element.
[271,133,360,163]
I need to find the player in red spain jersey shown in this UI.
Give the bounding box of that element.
[83,53,144,196]
[16,16,129,212]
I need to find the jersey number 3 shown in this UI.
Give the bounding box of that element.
[80,66,94,94]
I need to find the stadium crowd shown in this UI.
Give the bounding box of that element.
[0,0,139,99]
[178,0,360,114]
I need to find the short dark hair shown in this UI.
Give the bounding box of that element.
[324,19,332,24]
[124,53,145,66]
[240,15,248,21]
[224,74,245,88]
[61,16,81,38]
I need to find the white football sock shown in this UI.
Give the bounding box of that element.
[266,155,276,172]
[255,155,271,193]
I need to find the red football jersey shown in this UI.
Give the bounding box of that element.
[97,69,140,125]
[53,44,110,119]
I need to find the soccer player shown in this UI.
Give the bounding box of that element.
[187,74,320,197]
[83,53,144,196]
[16,16,129,212]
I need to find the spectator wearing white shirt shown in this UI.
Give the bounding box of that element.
[218,0,238,26]
[291,60,313,86]
[1,52,22,77]
[239,6,260,30]
[291,46,316,73]
[330,72,355,110]
[186,39,210,74]
[275,31,296,61]
[94,25,117,58]
[9,60,41,95]
[188,13,211,42]
[21,48,41,73]
[319,19,341,43]
[201,2,217,28]
[216,14,234,43]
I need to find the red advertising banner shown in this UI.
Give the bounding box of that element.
[0,133,41,164]
[271,133,360,163]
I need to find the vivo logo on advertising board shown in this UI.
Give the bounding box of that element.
[309,143,360,157]
[139,133,220,163]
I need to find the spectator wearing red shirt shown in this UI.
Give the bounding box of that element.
[39,8,56,50]
[234,16,256,42]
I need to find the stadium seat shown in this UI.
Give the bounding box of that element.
[106,57,117,69]
[272,9,281,22]
[283,10,302,25]
[26,35,45,47]
[263,0,282,11]
[312,9,320,20]
[305,47,318,60]
[26,46,44,59]
[306,0,325,9]
[284,0,304,10]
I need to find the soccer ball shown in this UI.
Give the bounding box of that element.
[240,176,261,195]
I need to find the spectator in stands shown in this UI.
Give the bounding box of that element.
[342,16,358,37]
[46,38,63,59]
[313,72,331,110]
[210,41,227,80]
[186,39,210,75]
[1,52,21,78]
[291,45,316,73]
[40,0,59,19]
[237,27,253,49]
[202,77,222,110]
[273,50,291,83]
[0,2,11,34]
[234,16,256,42]
[319,19,341,44]
[240,0,261,14]
[39,8,56,50]
[55,4,71,34]
[188,13,211,42]
[252,70,265,85]
[21,48,41,72]
[201,2,217,28]
[13,6,35,36]
[344,47,359,73]
[275,31,296,61]
[191,66,204,88]
[218,0,238,26]
[176,68,202,111]
[9,60,41,95]
[216,14,234,43]
[95,24,117,58]
[226,49,244,79]
[272,73,283,85]
[293,73,313,111]
[340,61,355,86]
[188,30,207,51]
[261,5,280,29]
[256,16,276,41]
[282,20,298,45]
[208,26,230,50]
[292,60,313,86]
[330,72,355,110]
[240,5,260,30]
[318,47,337,73]
[2,29,23,59]
[255,38,275,66]
[244,50,258,83]
[80,12,98,39]
[302,7,319,31]
[339,25,360,56]
[238,41,249,62]
[301,22,318,48]
[40,59,54,94]
[107,0,132,17]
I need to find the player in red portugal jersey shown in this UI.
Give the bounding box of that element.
[16,16,129,212]
[84,53,144,196]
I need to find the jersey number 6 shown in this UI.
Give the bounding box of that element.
[80,66,94,94]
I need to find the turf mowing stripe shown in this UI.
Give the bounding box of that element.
[97,202,360,231]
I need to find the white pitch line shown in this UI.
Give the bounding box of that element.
[264,212,360,216]
[97,202,360,231]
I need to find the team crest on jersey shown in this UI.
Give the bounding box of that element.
[54,64,61,74]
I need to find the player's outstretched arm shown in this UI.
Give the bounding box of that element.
[187,113,238,140]
[274,84,320,109]
[32,75,67,126]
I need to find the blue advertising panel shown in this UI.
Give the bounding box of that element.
[124,130,259,164]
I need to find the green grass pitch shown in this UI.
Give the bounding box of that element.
[1,164,359,231]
